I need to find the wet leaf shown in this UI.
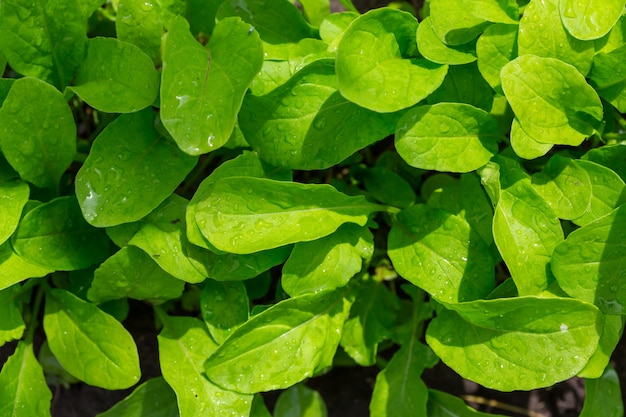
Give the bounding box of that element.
[416,17,477,65]
[96,377,179,417]
[578,314,624,378]
[0,241,52,291]
[476,23,518,93]
[200,280,249,344]
[0,77,75,190]
[560,0,624,40]
[75,110,197,227]
[509,118,553,160]
[204,289,351,393]
[44,288,141,389]
[336,8,448,112]
[0,176,28,245]
[426,296,602,391]
[426,63,494,112]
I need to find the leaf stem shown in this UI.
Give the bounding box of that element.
[24,284,46,344]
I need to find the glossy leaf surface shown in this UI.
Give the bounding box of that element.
[580,365,624,417]
[0,77,75,190]
[395,103,499,173]
[195,177,382,254]
[476,23,518,93]
[416,17,477,65]
[44,289,141,389]
[0,175,28,245]
[200,280,249,344]
[161,15,263,154]
[336,8,448,112]
[572,160,626,226]
[95,377,179,417]
[560,0,624,40]
[0,241,52,291]
[0,286,25,347]
[204,289,351,393]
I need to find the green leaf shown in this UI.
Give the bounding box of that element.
[200,280,249,344]
[572,161,626,226]
[395,103,499,173]
[157,314,252,417]
[319,11,359,47]
[115,0,167,63]
[274,384,328,417]
[0,0,86,89]
[240,60,401,170]
[578,314,624,378]
[161,15,263,154]
[43,288,141,389]
[426,296,602,391]
[297,0,330,27]
[531,154,592,220]
[126,195,207,283]
[216,0,316,43]
[580,365,624,417]
[416,17,477,65]
[552,204,626,314]
[589,45,626,89]
[509,117,554,160]
[0,286,25,347]
[75,110,197,227]
[362,167,416,208]
[0,341,52,417]
[204,288,351,393]
[369,342,433,417]
[194,176,383,254]
[336,8,448,112]
[0,241,52,291]
[476,23,518,94]
[67,37,159,113]
[282,224,373,297]
[560,0,624,41]
[388,204,494,303]
[0,77,76,190]
[89,246,185,304]
[96,377,179,417]
[12,196,110,271]
[0,176,28,245]
[426,63,494,112]
[427,389,508,416]
[429,0,518,45]
[340,279,400,366]
[500,55,603,146]
[250,395,272,417]
[518,0,594,75]
[492,177,564,295]
[582,144,626,182]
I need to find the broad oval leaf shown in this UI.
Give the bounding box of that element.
[274,384,328,417]
[240,60,401,170]
[96,377,179,417]
[560,0,624,40]
[200,280,250,345]
[157,314,253,417]
[426,63,494,112]
[388,204,494,303]
[0,77,76,190]
[336,8,448,112]
[68,37,159,113]
[509,118,553,160]
[416,17,477,65]
[572,160,626,226]
[518,0,594,75]
[395,103,499,173]
[0,341,52,417]
[11,196,110,271]
[75,109,197,227]
[194,177,383,254]
[426,296,602,391]
[204,289,351,393]
[161,15,263,155]
[43,288,141,389]
[552,204,626,314]
[501,55,603,146]
[476,23,518,94]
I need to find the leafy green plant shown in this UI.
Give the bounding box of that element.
[1,0,625,416]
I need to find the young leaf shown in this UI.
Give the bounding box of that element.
[298,0,331,27]
[426,296,602,391]
[0,341,52,417]
[12,197,110,271]
[369,342,434,417]
[518,0,594,75]
[388,204,495,303]
[0,77,76,190]
[194,177,383,254]
[319,11,359,47]
[89,246,185,304]
[427,389,508,416]
[336,8,448,112]
[0,286,25,347]
[416,17,478,65]
[578,314,624,378]
[157,314,253,417]
[552,204,626,314]
[0,241,52,291]
[509,118,553,160]
[43,288,141,389]
[274,384,328,417]
[75,109,197,227]
[476,23,518,94]
[582,144,626,183]
[240,59,401,170]
[204,288,352,393]
[0,176,28,245]
[96,377,179,417]
[200,280,249,344]
[67,37,159,113]
[580,365,624,417]
[282,224,373,297]
[115,0,168,63]
[531,154,592,220]
[395,103,499,173]
[161,15,263,155]
[560,0,624,41]
[426,63,494,112]
[0,0,86,89]
[500,55,603,146]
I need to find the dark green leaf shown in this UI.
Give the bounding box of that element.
[200,280,249,344]
[427,389,508,416]
[274,384,328,417]
[580,365,624,417]
[96,377,179,417]
[362,167,416,208]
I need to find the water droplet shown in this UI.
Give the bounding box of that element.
[140,1,154,12]
[313,116,327,130]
